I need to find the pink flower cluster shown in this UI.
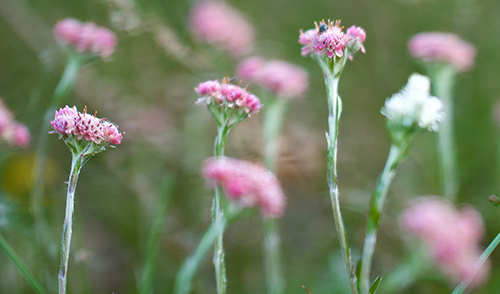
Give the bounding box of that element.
[0,99,30,148]
[54,18,117,58]
[408,32,476,72]
[50,106,122,146]
[190,1,255,56]
[299,20,366,59]
[401,197,489,286]
[202,157,286,218]
[237,57,309,98]
[195,78,262,114]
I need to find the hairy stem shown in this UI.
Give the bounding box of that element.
[360,145,403,294]
[323,72,358,294]
[58,152,83,294]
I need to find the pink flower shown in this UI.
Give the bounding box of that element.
[401,197,489,287]
[195,78,262,114]
[190,1,255,56]
[408,32,476,72]
[202,156,286,218]
[0,99,30,148]
[51,106,122,146]
[53,18,117,58]
[237,58,309,98]
[299,20,366,59]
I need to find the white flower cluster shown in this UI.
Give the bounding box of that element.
[382,74,445,132]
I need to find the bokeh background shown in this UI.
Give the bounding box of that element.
[1,0,500,293]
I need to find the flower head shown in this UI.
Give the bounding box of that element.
[0,99,30,148]
[299,20,366,60]
[381,74,445,144]
[408,32,476,72]
[190,1,255,56]
[202,156,286,218]
[401,197,489,287]
[54,19,117,58]
[237,58,309,98]
[195,78,262,127]
[51,106,122,155]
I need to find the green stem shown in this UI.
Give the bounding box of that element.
[174,216,227,294]
[262,97,287,294]
[432,66,458,201]
[31,53,82,261]
[360,145,404,294]
[323,71,358,294]
[213,123,231,294]
[58,152,84,294]
[0,232,48,294]
[452,231,500,294]
[139,177,174,294]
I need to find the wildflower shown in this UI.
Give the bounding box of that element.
[299,20,366,60]
[195,78,262,127]
[50,106,122,156]
[54,18,117,58]
[202,156,286,218]
[0,99,30,148]
[401,197,489,287]
[408,32,476,72]
[190,1,255,56]
[237,58,309,98]
[381,74,445,144]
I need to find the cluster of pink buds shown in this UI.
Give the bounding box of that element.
[0,99,30,148]
[202,156,286,218]
[50,106,122,151]
[54,18,117,58]
[195,78,262,126]
[401,197,489,287]
[408,32,476,72]
[190,1,255,56]
[237,57,309,98]
[299,20,366,59]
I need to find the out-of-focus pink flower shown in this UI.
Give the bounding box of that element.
[50,106,122,146]
[190,1,255,56]
[237,58,309,98]
[0,99,30,148]
[195,78,262,114]
[299,20,366,59]
[202,156,286,218]
[401,197,489,287]
[408,32,476,72]
[53,18,117,58]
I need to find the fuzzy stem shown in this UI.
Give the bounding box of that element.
[213,123,231,294]
[0,232,48,294]
[262,97,287,294]
[452,231,500,294]
[323,71,358,294]
[360,145,404,294]
[174,216,227,294]
[58,152,84,294]
[432,66,458,201]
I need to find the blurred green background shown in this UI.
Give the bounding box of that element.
[1,0,500,293]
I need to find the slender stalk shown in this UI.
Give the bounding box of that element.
[31,53,82,260]
[360,145,404,294]
[0,232,48,294]
[174,216,227,294]
[58,153,84,294]
[323,72,358,294]
[213,123,231,294]
[140,177,174,294]
[262,98,287,294]
[432,66,458,201]
[452,231,500,294]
